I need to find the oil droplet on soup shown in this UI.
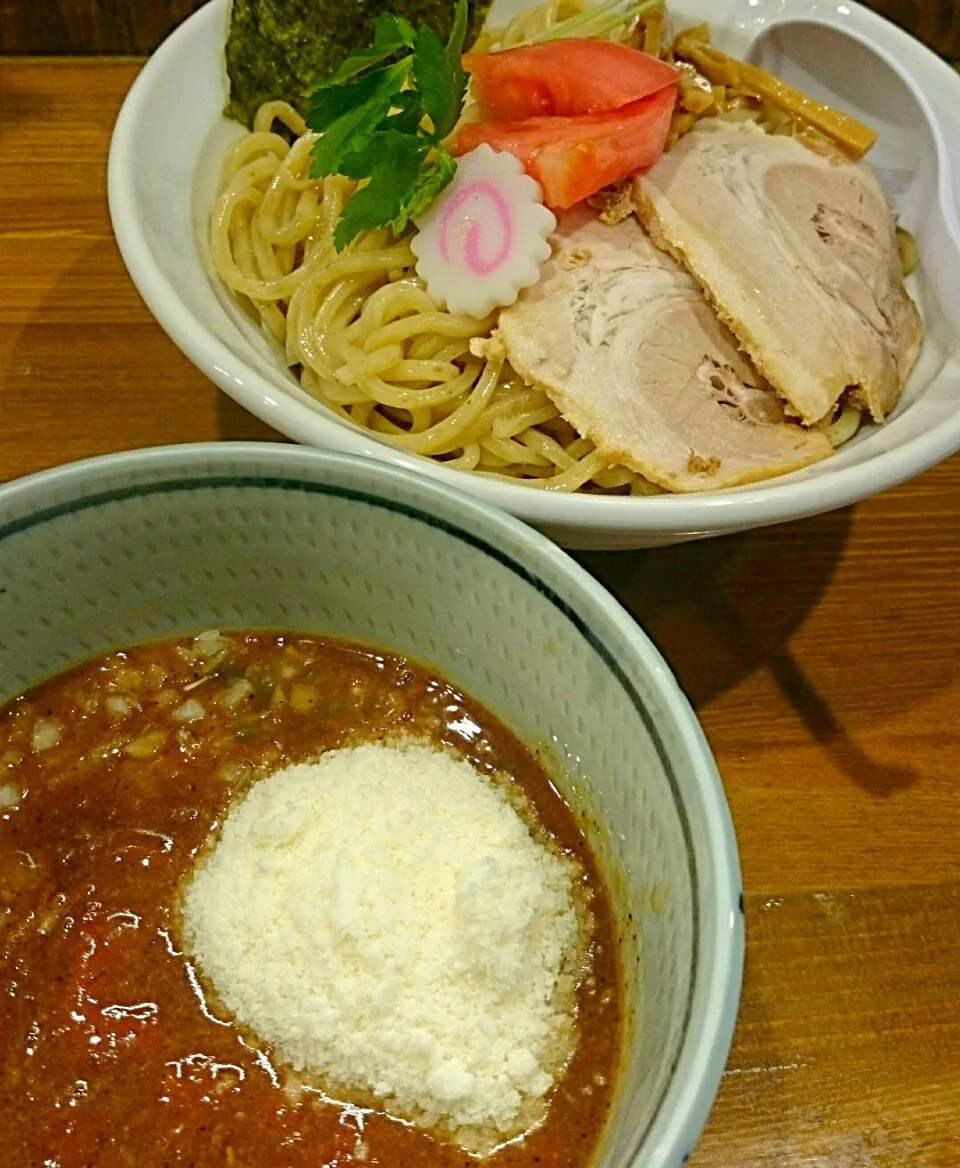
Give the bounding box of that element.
[0,631,621,1166]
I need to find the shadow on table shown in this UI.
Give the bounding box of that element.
[216,393,293,444]
[576,508,917,796]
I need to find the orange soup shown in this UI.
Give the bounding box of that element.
[0,631,620,1167]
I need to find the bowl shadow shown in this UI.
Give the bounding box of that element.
[576,508,917,797]
[216,392,292,443]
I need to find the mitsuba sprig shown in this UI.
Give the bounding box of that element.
[307,0,469,251]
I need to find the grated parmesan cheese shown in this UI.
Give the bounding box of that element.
[180,741,584,1150]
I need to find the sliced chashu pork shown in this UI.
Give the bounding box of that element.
[497,209,832,492]
[634,119,922,426]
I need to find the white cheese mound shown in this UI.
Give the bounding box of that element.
[181,741,582,1144]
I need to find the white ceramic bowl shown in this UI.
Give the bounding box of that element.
[0,442,742,1168]
[109,0,960,550]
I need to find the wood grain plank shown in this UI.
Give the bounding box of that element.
[694,884,960,1168]
[0,1,202,55]
[0,0,956,58]
[0,58,284,470]
[0,323,286,481]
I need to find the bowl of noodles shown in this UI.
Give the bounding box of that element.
[108,0,960,548]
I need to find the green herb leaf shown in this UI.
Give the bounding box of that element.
[446,0,470,65]
[308,0,472,250]
[333,132,431,251]
[320,12,418,86]
[414,26,457,140]
[307,59,411,177]
[307,59,408,130]
[374,11,418,48]
[376,89,422,136]
[417,0,469,140]
[402,146,458,223]
[445,0,470,122]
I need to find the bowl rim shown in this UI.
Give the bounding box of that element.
[0,440,744,1166]
[107,0,960,538]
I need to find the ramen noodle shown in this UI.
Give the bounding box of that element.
[210,1,891,493]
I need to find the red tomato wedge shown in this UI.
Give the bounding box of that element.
[463,38,678,120]
[454,86,678,209]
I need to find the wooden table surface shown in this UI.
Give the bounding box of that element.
[2,57,959,1168]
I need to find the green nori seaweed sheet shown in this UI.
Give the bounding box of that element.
[224,0,493,127]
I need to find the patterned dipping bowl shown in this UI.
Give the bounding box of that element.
[0,442,743,1167]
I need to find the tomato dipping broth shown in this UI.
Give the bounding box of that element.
[0,631,621,1167]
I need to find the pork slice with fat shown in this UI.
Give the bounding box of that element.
[634,119,922,425]
[497,209,832,493]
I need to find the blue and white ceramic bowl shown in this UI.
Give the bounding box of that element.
[0,443,743,1166]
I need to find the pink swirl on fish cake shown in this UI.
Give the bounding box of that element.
[437,180,514,277]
